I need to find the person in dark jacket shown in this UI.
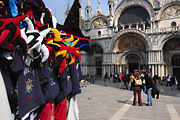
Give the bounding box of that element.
[171,75,177,91]
[122,73,129,90]
[104,72,110,86]
[152,81,159,99]
[133,74,143,106]
[145,73,153,106]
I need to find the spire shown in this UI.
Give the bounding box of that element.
[97,0,100,10]
[80,9,84,19]
[86,0,91,7]
[114,0,117,8]
[65,0,70,16]
[85,0,92,20]
[107,0,114,16]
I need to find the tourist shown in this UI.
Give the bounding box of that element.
[145,73,153,106]
[104,72,110,86]
[133,74,143,106]
[171,75,177,90]
[166,75,171,87]
[113,73,118,83]
[130,73,135,90]
[122,73,129,90]
[110,73,112,82]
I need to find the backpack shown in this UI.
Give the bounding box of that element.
[135,79,142,86]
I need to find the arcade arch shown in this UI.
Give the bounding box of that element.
[87,44,103,77]
[113,33,148,74]
[162,37,180,83]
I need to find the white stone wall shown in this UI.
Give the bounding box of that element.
[80,0,180,78]
[159,18,180,28]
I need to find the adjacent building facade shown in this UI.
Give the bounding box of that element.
[66,0,180,81]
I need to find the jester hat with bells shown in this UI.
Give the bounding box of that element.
[47,28,81,73]
[21,17,51,66]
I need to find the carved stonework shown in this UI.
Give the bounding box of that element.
[91,17,108,29]
[110,29,151,52]
[160,5,180,19]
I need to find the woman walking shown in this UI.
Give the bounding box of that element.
[133,74,143,106]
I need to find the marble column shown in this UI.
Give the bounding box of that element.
[120,65,122,73]
[136,23,139,29]
[150,52,152,62]
[158,51,160,62]
[158,65,161,77]
[152,52,154,62]
[148,52,150,62]
[142,22,146,31]
[152,65,155,77]
[122,24,125,30]
[161,65,164,77]
[109,65,111,75]
[103,65,106,77]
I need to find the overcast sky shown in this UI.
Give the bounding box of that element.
[43,0,108,24]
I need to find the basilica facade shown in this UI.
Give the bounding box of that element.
[68,0,180,81]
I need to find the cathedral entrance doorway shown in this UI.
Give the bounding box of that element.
[127,54,140,74]
[129,63,138,74]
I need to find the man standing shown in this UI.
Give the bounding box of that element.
[145,73,153,106]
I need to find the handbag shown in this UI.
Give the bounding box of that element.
[135,79,142,86]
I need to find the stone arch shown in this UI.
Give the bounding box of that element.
[161,35,180,63]
[89,15,109,29]
[160,34,180,50]
[110,29,151,52]
[113,0,155,29]
[89,41,104,53]
[87,42,103,77]
[120,51,144,64]
[157,2,180,20]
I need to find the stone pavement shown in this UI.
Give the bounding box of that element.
[77,80,180,120]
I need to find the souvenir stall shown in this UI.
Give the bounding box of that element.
[0,0,90,120]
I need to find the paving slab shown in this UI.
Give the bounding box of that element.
[78,80,180,120]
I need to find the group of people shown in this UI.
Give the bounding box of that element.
[104,72,160,106]
[160,75,178,90]
[131,73,159,106]
[104,72,179,106]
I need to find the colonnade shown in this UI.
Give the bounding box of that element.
[81,63,171,78]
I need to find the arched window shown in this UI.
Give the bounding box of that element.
[109,5,112,11]
[171,22,176,27]
[88,44,103,54]
[98,31,101,36]
[118,6,150,25]
[172,55,180,66]
[91,18,108,29]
